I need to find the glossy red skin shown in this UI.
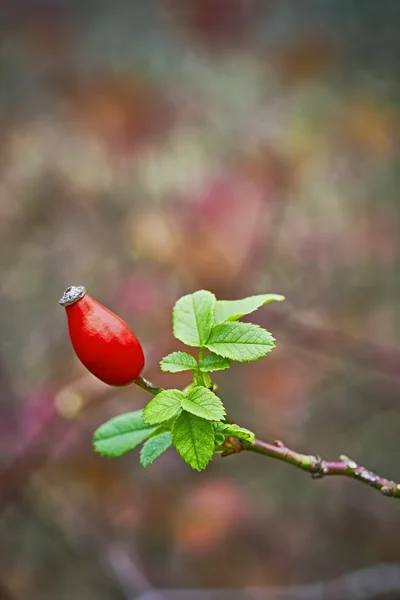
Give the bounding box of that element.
[65,293,145,386]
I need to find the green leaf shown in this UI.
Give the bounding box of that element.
[199,352,232,372]
[214,294,285,324]
[140,432,172,467]
[172,411,214,471]
[182,386,225,421]
[214,433,225,446]
[93,410,157,458]
[214,423,255,443]
[205,322,275,362]
[143,389,184,425]
[160,351,197,373]
[173,290,216,347]
[183,383,197,395]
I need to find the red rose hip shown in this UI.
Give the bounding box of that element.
[60,285,145,386]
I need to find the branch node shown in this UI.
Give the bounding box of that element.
[310,456,325,479]
[381,485,395,496]
[221,436,244,457]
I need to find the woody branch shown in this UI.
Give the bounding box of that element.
[222,437,400,498]
[135,377,400,499]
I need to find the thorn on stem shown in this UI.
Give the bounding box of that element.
[274,440,285,447]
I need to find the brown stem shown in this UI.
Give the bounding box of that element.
[134,375,163,396]
[243,439,400,498]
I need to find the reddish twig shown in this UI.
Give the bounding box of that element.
[221,436,400,498]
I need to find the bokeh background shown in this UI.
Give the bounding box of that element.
[1,1,399,599]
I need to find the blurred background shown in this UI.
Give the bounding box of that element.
[0,1,399,599]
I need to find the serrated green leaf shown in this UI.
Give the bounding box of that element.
[160,351,197,373]
[93,410,157,458]
[205,322,275,362]
[214,423,256,443]
[173,290,216,347]
[182,386,225,421]
[140,432,172,467]
[199,352,232,372]
[172,411,214,471]
[183,383,197,395]
[214,294,285,324]
[143,389,185,425]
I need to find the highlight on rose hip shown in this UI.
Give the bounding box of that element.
[60,286,400,498]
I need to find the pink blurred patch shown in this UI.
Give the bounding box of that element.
[20,391,55,446]
[163,0,265,49]
[114,275,163,315]
[179,174,273,289]
[173,480,249,554]
[19,389,81,456]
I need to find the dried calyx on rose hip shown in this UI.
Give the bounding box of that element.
[60,285,145,386]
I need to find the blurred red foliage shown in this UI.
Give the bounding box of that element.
[162,0,265,48]
[64,76,173,156]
